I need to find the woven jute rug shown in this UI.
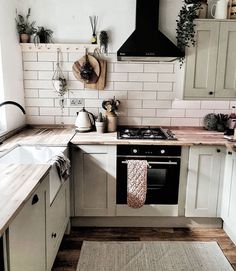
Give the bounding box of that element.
[76,241,233,271]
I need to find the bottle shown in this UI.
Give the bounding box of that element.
[228,106,236,130]
[199,0,208,18]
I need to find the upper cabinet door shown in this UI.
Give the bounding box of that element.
[184,21,220,99]
[215,22,236,98]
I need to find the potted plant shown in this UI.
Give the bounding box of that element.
[95,112,107,133]
[33,27,53,44]
[102,96,120,132]
[15,8,36,43]
[176,0,202,65]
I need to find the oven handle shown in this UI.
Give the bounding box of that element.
[121,161,178,165]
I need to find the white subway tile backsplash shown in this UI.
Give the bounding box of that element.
[107,73,128,82]
[142,118,171,126]
[144,64,174,73]
[24,62,53,71]
[24,71,38,80]
[171,118,200,126]
[99,91,127,100]
[40,107,69,116]
[25,98,54,107]
[143,82,173,91]
[128,91,156,100]
[143,100,172,109]
[129,73,157,82]
[201,101,230,109]
[114,63,143,72]
[114,82,143,91]
[22,51,233,126]
[128,109,155,117]
[27,116,55,125]
[24,89,39,98]
[23,52,37,61]
[172,100,201,109]
[24,80,53,89]
[158,73,176,82]
[156,109,185,118]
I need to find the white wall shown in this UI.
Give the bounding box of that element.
[17,0,182,52]
[0,0,25,132]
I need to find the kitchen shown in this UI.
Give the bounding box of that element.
[1,0,236,270]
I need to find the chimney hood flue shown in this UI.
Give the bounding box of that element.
[117,0,184,62]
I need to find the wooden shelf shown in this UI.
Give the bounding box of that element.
[20,43,99,53]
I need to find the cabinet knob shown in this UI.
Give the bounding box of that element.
[32,194,39,205]
[209,91,214,95]
[51,233,57,238]
[217,149,221,153]
[228,151,232,155]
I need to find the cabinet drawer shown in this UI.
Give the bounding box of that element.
[47,180,69,270]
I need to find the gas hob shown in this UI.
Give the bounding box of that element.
[117,127,177,140]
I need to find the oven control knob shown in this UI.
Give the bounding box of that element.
[161,149,165,154]
[132,149,138,154]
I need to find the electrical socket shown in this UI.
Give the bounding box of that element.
[70,98,85,107]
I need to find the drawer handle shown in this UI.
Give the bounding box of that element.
[228,151,233,155]
[32,194,39,205]
[209,91,214,95]
[51,233,57,238]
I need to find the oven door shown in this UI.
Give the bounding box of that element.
[117,157,181,205]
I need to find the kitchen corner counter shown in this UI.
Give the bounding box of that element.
[0,164,50,236]
[71,128,236,152]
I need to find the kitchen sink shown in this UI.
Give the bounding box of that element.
[0,145,68,204]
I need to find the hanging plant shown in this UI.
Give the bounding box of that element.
[176,0,201,65]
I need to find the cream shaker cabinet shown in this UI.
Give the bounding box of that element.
[221,151,236,242]
[8,175,48,271]
[185,146,225,217]
[184,20,236,99]
[72,145,116,217]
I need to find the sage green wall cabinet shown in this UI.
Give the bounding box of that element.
[221,151,236,244]
[185,146,225,217]
[73,145,116,217]
[184,20,236,100]
[8,175,48,271]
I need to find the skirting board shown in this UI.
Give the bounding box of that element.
[223,223,236,245]
[71,217,223,228]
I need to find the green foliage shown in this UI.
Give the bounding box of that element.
[176,1,201,65]
[33,27,53,44]
[96,112,106,122]
[15,8,36,35]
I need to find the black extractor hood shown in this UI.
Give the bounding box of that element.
[117,0,184,62]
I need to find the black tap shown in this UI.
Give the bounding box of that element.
[0,101,26,114]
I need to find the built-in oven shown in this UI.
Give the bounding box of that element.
[116,145,181,205]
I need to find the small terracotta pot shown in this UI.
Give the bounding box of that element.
[20,34,30,43]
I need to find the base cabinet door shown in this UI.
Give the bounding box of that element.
[8,175,48,271]
[221,152,236,227]
[185,146,225,217]
[73,145,116,217]
[47,180,70,271]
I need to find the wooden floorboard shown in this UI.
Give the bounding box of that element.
[52,227,236,271]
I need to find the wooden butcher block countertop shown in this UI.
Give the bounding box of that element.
[0,164,50,236]
[71,127,236,152]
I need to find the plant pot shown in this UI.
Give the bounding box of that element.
[95,121,106,133]
[20,34,30,43]
[52,79,63,93]
[106,114,118,132]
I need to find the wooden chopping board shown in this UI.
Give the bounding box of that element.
[85,59,107,90]
[72,55,100,84]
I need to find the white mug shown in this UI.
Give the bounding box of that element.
[211,0,229,19]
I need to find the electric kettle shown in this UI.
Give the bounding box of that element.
[211,0,229,19]
[75,107,95,132]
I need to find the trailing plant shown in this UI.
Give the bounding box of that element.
[34,27,53,44]
[176,0,201,65]
[15,8,36,35]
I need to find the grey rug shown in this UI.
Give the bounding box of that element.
[76,241,233,271]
